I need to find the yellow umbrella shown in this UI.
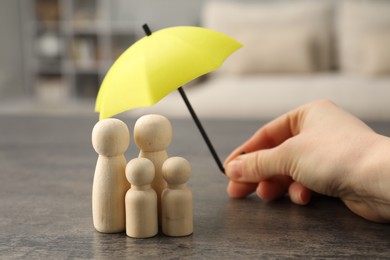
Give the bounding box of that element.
[96,24,242,173]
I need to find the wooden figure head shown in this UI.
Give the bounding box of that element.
[162,157,191,186]
[92,118,130,157]
[126,158,155,187]
[134,114,172,152]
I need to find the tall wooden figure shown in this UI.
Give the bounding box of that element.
[161,157,193,237]
[134,114,172,223]
[125,158,158,238]
[92,118,130,233]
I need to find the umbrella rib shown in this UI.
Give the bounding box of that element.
[178,87,225,174]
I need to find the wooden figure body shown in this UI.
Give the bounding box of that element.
[134,114,172,222]
[125,158,158,238]
[161,157,193,237]
[92,118,130,233]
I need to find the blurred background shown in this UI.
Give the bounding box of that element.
[1,0,390,120]
[0,0,202,116]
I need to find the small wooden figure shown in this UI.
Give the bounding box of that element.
[92,118,130,233]
[125,158,158,238]
[134,114,172,223]
[161,157,193,237]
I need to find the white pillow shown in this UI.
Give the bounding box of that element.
[202,0,334,72]
[338,0,390,73]
[361,32,390,75]
[221,27,317,74]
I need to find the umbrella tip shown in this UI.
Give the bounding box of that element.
[142,24,152,36]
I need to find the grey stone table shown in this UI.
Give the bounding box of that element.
[0,114,389,259]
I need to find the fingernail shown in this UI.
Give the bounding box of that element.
[225,159,242,179]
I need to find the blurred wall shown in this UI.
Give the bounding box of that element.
[0,0,24,100]
[113,0,203,29]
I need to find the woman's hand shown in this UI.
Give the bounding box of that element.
[224,100,390,222]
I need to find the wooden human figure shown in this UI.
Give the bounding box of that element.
[134,114,172,223]
[161,157,193,237]
[92,118,130,233]
[125,158,158,238]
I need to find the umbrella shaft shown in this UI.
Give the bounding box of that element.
[178,87,225,174]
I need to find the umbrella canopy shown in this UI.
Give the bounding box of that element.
[95,26,242,120]
[95,25,242,173]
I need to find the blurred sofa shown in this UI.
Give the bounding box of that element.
[136,0,390,120]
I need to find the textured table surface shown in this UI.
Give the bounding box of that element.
[0,114,389,259]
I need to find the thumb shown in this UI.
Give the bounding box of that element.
[225,147,290,183]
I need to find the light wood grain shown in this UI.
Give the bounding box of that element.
[92,118,130,233]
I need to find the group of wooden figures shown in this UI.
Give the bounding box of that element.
[92,114,193,238]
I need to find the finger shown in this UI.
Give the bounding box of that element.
[224,107,304,167]
[288,182,312,205]
[256,175,293,201]
[227,181,257,198]
[225,147,292,183]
